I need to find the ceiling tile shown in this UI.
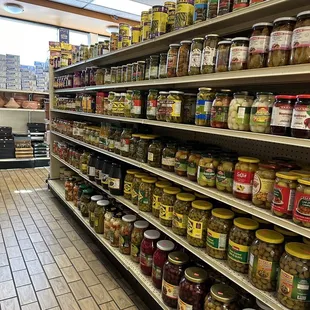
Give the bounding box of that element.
[49,0,86,8]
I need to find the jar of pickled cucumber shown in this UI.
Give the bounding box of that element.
[148,139,163,168]
[152,181,172,217]
[156,91,169,121]
[227,218,259,273]
[160,187,181,227]
[233,157,260,200]
[204,284,237,310]
[274,225,300,244]
[188,38,204,75]
[210,92,232,128]
[129,134,140,159]
[187,150,202,181]
[183,93,196,124]
[271,172,298,219]
[139,177,157,212]
[136,135,154,163]
[175,146,189,177]
[172,193,195,236]
[166,91,184,123]
[197,152,220,187]
[162,142,177,172]
[201,34,220,74]
[187,200,213,247]
[206,208,235,260]
[195,88,215,126]
[94,200,109,234]
[132,173,149,205]
[216,156,236,193]
[124,169,141,200]
[293,178,310,228]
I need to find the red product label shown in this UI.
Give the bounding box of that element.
[148,99,157,108]
[233,170,254,194]
[291,104,310,130]
[293,191,310,223]
[233,3,248,9]
[272,184,296,215]
[250,0,264,2]
[133,99,142,107]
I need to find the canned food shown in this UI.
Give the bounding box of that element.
[132,26,140,44]
[119,23,131,37]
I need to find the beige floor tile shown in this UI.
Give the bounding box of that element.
[80,249,97,262]
[0,265,12,282]
[13,270,31,287]
[43,235,58,246]
[72,239,88,251]
[109,288,134,310]
[128,294,148,310]
[54,254,72,268]
[25,260,43,275]
[100,301,119,310]
[79,269,100,287]
[37,251,55,265]
[61,266,81,283]
[50,276,70,296]
[0,297,20,310]
[125,307,138,310]
[0,243,6,254]
[69,280,91,300]
[53,229,67,239]
[4,236,18,247]
[71,257,89,272]
[29,233,43,243]
[88,260,107,276]
[7,246,22,258]
[17,284,37,305]
[18,239,33,250]
[0,280,16,300]
[66,231,81,242]
[89,284,112,304]
[0,253,9,266]
[25,225,38,234]
[33,242,48,253]
[10,256,26,271]
[57,293,80,310]
[21,302,40,310]
[22,248,38,262]
[34,219,47,228]
[31,273,50,291]
[58,237,73,248]
[79,297,100,310]
[37,288,58,310]
[49,244,64,256]
[64,246,81,259]
[98,273,119,291]
[43,263,62,279]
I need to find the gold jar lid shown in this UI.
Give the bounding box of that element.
[168,251,189,265]
[126,169,141,175]
[210,284,236,303]
[176,193,195,202]
[234,218,259,230]
[192,200,213,210]
[163,187,181,195]
[155,181,172,188]
[256,229,284,244]
[141,177,157,184]
[212,208,234,220]
[285,242,310,260]
[184,267,208,284]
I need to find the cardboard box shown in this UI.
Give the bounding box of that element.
[6,54,20,61]
[6,83,21,90]
[6,72,21,78]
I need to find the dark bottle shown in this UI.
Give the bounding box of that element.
[108,163,123,195]
[88,153,97,181]
[291,94,310,139]
[101,160,112,189]
[85,67,91,86]
[81,70,86,87]
[95,156,104,185]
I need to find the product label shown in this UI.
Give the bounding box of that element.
[228,240,250,264]
[252,173,275,204]
[236,106,251,125]
[292,26,310,48]
[202,46,216,66]
[101,173,109,185]
[187,218,203,239]
[189,49,202,68]
[269,31,292,51]
[162,157,175,167]
[211,106,229,123]
[160,204,173,220]
[271,102,293,127]
[175,157,187,172]
[115,141,121,151]
[88,166,95,177]
[178,298,193,310]
[120,138,130,152]
[194,3,207,22]
[147,152,154,162]
[173,211,187,229]
[109,178,120,190]
[131,188,138,200]
[272,184,296,215]
[195,99,212,120]
[187,162,198,177]
[139,190,150,205]
[233,0,248,9]
[277,269,310,301]
[132,99,142,115]
[171,100,182,117]
[124,181,132,194]
[233,170,255,194]
[151,11,168,35]
[198,166,216,187]
[152,264,163,280]
[207,229,227,250]
[293,191,310,223]
[249,254,278,282]
[152,194,161,210]
[291,105,310,130]
[216,170,233,188]
[162,280,179,299]
[250,107,272,126]
[229,46,248,64]
[249,35,270,54]
[147,99,157,116]
[140,252,153,267]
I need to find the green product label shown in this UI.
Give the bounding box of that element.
[120,235,130,249]
[228,240,249,264]
[138,190,149,204]
[175,158,187,172]
[211,106,229,123]
[216,170,233,186]
[207,229,227,250]
[131,244,139,257]
[250,107,272,126]
[199,166,216,186]
[236,106,251,125]
[249,253,278,282]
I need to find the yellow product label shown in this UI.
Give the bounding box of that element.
[171,100,182,117]
[160,204,173,220]
[81,164,88,173]
[152,194,161,210]
[142,22,150,41]
[118,40,122,49]
[178,297,193,310]
[187,218,203,239]
[195,0,207,3]
[162,280,179,299]
[132,30,140,44]
[253,174,275,203]
[152,11,168,34]
[249,253,278,282]
[131,189,138,199]
[176,3,194,28]
[207,229,227,250]
[228,240,250,264]
[172,211,187,229]
[124,181,132,194]
[112,101,119,113]
[121,37,131,48]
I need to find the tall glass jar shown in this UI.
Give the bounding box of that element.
[156,91,169,121]
[218,0,233,15]
[197,152,220,188]
[160,187,181,227]
[127,64,133,82]
[124,169,141,200]
[162,142,177,172]
[201,34,220,74]
[188,38,204,75]
[215,40,231,72]
[229,37,249,71]
[291,95,310,139]
[124,91,133,118]
[176,40,191,77]
[183,93,196,124]
[167,44,180,78]
[137,61,145,81]
[145,58,150,80]
[207,0,219,19]
[94,200,109,234]
[139,177,157,212]
[120,127,132,157]
[129,134,140,159]
[88,195,103,227]
[152,181,172,218]
[187,150,202,181]
[195,88,215,126]
[194,0,208,23]
[103,207,116,240]
[119,214,137,255]
[131,220,149,263]
[159,53,168,78]
[131,90,143,118]
[204,284,237,310]
[210,92,232,128]
[136,135,154,163]
[147,89,159,120]
[132,173,149,205]
[110,212,122,247]
[175,146,189,176]
[166,91,184,123]
[148,139,163,168]
[293,178,310,228]
[150,55,159,79]
[216,156,235,193]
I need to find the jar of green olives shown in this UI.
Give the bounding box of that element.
[227,218,259,274]
[293,178,310,228]
[188,38,204,75]
[187,200,213,247]
[204,284,237,310]
[152,181,172,217]
[136,135,154,163]
[216,156,235,193]
[162,142,177,172]
[187,150,202,181]
[132,173,149,205]
[195,88,215,126]
[148,139,163,168]
[172,193,195,236]
[274,225,300,244]
[166,91,184,123]
[124,169,141,200]
[139,177,157,212]
[160,187,181,227]
[206,208,235,260]
[197,152,220,187]
[156,91,169,121]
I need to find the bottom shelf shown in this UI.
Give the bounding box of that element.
[48,179,169,310]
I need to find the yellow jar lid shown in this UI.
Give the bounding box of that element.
[192,200,213,210]
[231,207,247,215]
[234,218,259,230]
[298,177,310,186]
[176,193,195,202]
[139,135,154,139]
[276,171,299,180]
[238,156,260,164]
[132,134,141,137]
[142,177,157,184]
[256,229,284,244]
[163,187,181,195]
[126,169,141,175]
[212,208,234,220]
[252,215,271,225]
[303,237,310,245]
[194,192,208,199]
[134,173,149,178]
[291,170,310,178]
[274,225,298,237]
[182,187,194,193]
[285,242,310,260]
[155,181,172,188]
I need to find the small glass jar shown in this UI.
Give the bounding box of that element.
[132,62,138,81]
[293,178,310,228]
[233,157,260,200]
[103,207,116,240]
[148,139,163,168]
[215,40,231,72]
[131,173,149,206]
[175,146,189,176]
[122,65,127,83]
[120,127,132,157]
[136,135,154,163]
[166,91,184,123]
[131,90,143,118]
[104,68,111,84]
[136,61,145,81]
[162,142,177,172]
[124,169,141,200]
[248,229,284,291]
[194,0,207,23]
[210,92,232,129]
[88,195,103,228]
[139,177,157,212]
[80,189,93,217]
[216,156,235,193]
[116,66,122,83]
[195,88,215,126]
[129,134,140,159]
[150,55,159,79]
[271,172,298,219]
[147,89,159,120]
[291,94,310,139]
[218,0,233,15]
[183,93,196,124]
[131,220,149,263]
[187,200,213,247]
[197,152,220,188]
[172,193,195,236]
[187,150,202,181]
[206,208,235,260]
[204,284,237,310]
[119,214,137,255]
[152,181,172,218]
[145,58,150,80]
[176,40,191,77]
[229,37,249,71]
[109,212,122,247]
[156,91,169,121]
[140,230,161,276]
[158,53,168,78]
[162,251,189,308]
[175,0,194,29]
[188,38,204,75]
[201,34,220,74]
[152,240,175,289]
[167,44,180,78]
[160,187,181,227]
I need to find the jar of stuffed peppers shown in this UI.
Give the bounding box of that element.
[210,92,232,128]
[175,146,189,176]
[131,220,149,263]
[103,207,116,240]
[119,214,136,255]
[197,152,220,187]
[156,91,169,121]
[160,187,181,227]
[124,169,141,200]
[166,91,184,123]
[195,88,216,126]
[187,150,202,181]
[152,181,172,217]
[162,142,177,172]
[110,211,123,247]
[216,156,236,193]
[136,135,154,163]
[139,177,157,212]
[293,178,310,228]
[148,139,163,168]
[204,284,237,310]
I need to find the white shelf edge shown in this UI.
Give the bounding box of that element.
[51,131,310,239]
[0,108,45,113]
[50,154,288,310]
[0,157,50,162]
[48,178,169,310]
[0,88,48,95]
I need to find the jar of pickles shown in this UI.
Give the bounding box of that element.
[162,142,177,172]
[156,91,169,121]
[139,177,157,212]
[210,92,232,128]
[197,152,220,188]
[149,55,159,79]
[160,187,181,227]
[124,169,141,200]
[88,195,103,227]
[131,90,143,118]
[201,34,220,74]
[80,188,93,217]
[132,173,149,205]
[187,150,202,181]
[167,44,180,78]
[188,38,204,75]
[119,214,137,255]
[293,178,310,228]
[159,53,168,78]
[204,284,237,310]
[228,37,249,71]
[206,208,235,260]
[152,181,172,217]
[166,91,184,123]
[216,156,235,193]
[176,40,191,77]
[136,135,153,163]
[195,88,215,126]
[131,220,149,263]
[187,200,213,247]
[148,139,163,168]
[147,89,159,120]
[215,40,231,72]
[110,212,122,247]
[129,134,140,159]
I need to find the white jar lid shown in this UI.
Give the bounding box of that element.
[97,200,109,207]
[256,299,272,310]
[122,214,137,222]
[144,229,160,240]
[134,220,149,229]
[91,195,104,202]
[157,240,174,251]
[273,17,297,23]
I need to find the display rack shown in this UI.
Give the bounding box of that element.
[0,88,49,95]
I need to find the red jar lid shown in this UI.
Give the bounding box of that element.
[275,95,296,100]
[297,94,310,99]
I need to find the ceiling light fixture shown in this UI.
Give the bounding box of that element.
[3,2,24,14]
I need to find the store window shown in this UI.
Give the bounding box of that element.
[69,29,89,46]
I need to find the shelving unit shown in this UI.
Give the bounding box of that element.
[0,88,48,95]
[0,108,45,112]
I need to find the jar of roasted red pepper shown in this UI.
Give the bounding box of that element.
[131,220,149,263]
[152,240,175,289]
[140,230,161,276]
[119,214,137,255]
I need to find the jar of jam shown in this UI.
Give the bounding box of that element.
[88,195,103,227]
[119,214,137,255]
[152,240,175,289]
[162,251,189,308]
[140,230,161,276]
[131,220,149,263]
[204,284,237,310]
[291,94,310,139]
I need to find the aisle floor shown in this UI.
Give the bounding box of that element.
[0,168,148,310]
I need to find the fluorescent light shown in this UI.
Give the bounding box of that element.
[92,0,150,15]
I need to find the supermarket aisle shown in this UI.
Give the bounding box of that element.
[0,168,147,310]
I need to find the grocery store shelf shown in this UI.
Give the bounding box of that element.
[51,109,310,149]
[0,108,45,112]
[0,88,48,95]
[0,157,50,162]
[53,0,310,75]
[48,178,168,310]
[50,155,288,310]
[51,132,310,239]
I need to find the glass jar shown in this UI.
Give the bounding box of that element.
[162,251,189,308]
[172,193,195,236]
[139,177,157,212]
[187,150,202,181]
[110,212,122,247]
[227,218,259,273]
[167,44,180,78]
[227,92,254,131]
[160,187,181,227]
[293,178,310,228]
[136,135,153,163]
[175,0,194,29]
[188,38,204,75]
[124,169,141,200]
[159,53,168,78]
[233,0,248,10]
[252,163,278,209]
[132,173,149,205]
[228,37,249,71]
[101,160,111,189]
[215,40,231,72]
[65,178,74,201]
[204,284,237,310]
[206,208,234,260]
[162,142,177,172]
[140,230,161,276]
[87,153,96,181]
[150,55,159,79]
[166,91,184,123]
[152,240,175,289]
[197,152,220,188]
[127,64,133,82]
[121,65,127,83]
[195,88,215,126]
[207,0,219,19]
[178,267,209,310]
[267,17,296,67]
[124,91,133,118]
[120,127,132,157]
[210,92,232,128]
[104,68,111,84]
[277,242,310,310]
[132,62,138,81]
[270,95,296,136]
[111,67,117,83]
[136,61,145,81]
[175,146,189,176]
[183,93,196,124]
[145,58,150,80]
[147,89,159,120]
[187,200,213,247]
[201,34,220,74]
[131,90,143,118]
[249,229,284,291]
[88,195,103,227]
[119,214,137,255]
[130,221,149,263]
[176,40,191,77]
[250,92,274,133]
[113,127,122,154]
[152,181,172,217]
[156,91,169,121]
[103,207,116,240]
[108,163,123,196]
[271,172,298,219]
[80,189,93,217]
[148,139,163,168]
[274,226,300,244]
[233,157,260,200]
[116,66,122,83]
[291,94,310,139]
[93,200,108,234]
[129,134,140,159]
[193,0,207,23]
[216,156,235,193]
[218,0,233,15]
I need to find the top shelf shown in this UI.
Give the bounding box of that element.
[0,88,49,95]
[54,0,310,75]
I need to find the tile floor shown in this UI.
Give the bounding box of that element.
[0,168,149,310]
